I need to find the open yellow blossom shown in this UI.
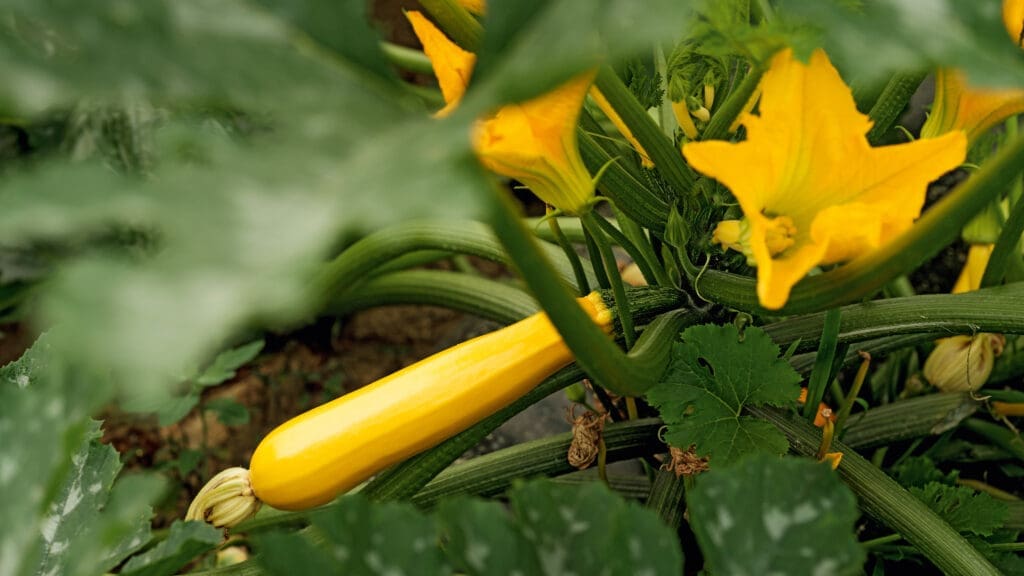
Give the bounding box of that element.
[921,2,1024,142]
[683,49,966,309]
[406,11,596,214]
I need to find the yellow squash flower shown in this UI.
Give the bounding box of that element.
[406,11,596,214]
[682,49,966,309]
[920,1,1024,142]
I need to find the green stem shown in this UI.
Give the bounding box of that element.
[702,60,765,142]
[590,212,662,288]
[861,533,903,548]
[962,418,1024,463]
[311,220,592,303]
[578,113,670,231]
[803,308,841,420]
[981,191,1024,288]
[866,71,928,144]
[763,283,1024,354]
[834,352,870,437]
[583,212,637,347]
[611,204,673,286]
[698,132,1024,314]
[411,418,663,507]
[840,393,978,450]
[645,470,688,530]
[547,213,590,295]
[750,406,1002,576]
[327,269,538,322]
[488,181,699,396]
[583,224,612,290]
[379,41,434,75]
[418,0,481,50]
[594,67,696,196]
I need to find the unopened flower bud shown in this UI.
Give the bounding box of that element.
[923,333,1006,392]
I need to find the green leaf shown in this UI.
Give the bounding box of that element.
[688,455,864,576]
[1,336,163,576]
[258,480,683,575]
[910,482,1008,537]
[507,480,683,575]
[470,0,694,106]
[195,339,265,386]
[153,393,200,427]
[645,324,802,465]
[258,494,450,575]
[251,0,397,86]
[0,0,404,116]
[777,0,1024,88]
[204,397,250,427]
[436,498,543,576]
[120,520,222,576]
[890,456,959,489]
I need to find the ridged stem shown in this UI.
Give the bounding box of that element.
[327,269,538,323]
[762,283,1024,354]
[839,393,979,450]
[749,406,1002,576]
[594,67,696,196]
[311,220,593,303]
[578,114,669,231]
[411,419,662,506]
[644,470,688,530]
[866,71,928,144]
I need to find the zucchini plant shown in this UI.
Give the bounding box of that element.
[2,0,1024,574]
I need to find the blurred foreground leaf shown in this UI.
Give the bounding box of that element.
[688,455,864,576]
[120,520,223,576]
[258,479,683,575]
[0,337,163,576]
[778,0,1024,88]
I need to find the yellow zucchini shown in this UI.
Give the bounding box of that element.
[234,293,611,512]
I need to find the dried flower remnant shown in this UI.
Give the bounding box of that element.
[664,445,710,477]
[567,407,608,470]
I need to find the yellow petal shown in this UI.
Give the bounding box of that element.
[406,11,476,117]
[1006,0,1024,47]
[473,72,597,213]
[921,68,1024,143]
[952,243,995,294]
[683,49,967,309]
[590,87,654,168]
